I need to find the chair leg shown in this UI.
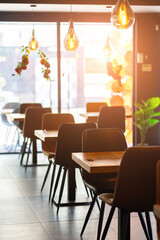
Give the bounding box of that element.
[138,212,150,240]
[97,201,105,240]
[80,194,97,236]
[101,206,115,240]
[96,198,100,211]
[25,139,32,171]
[49,163,57,200]
[145,212,153,240]
[57,168,67,214]
[52,166,62,202]
[41,160,52,192]
[79,168,89,197]
[123,211,130,240]
[20,138,28,165]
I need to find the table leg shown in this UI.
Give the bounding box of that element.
[32,139,37,164]
[118,209,130,240]
[68,168,76,201]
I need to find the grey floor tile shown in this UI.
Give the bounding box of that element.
[0,166,12,179]
[0,179,23,198]
[0,223,50,240]
[28,195,98,223]
[42,219,116,240]
[0,198,39,224]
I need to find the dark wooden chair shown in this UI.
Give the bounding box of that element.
[97,106,125,132]
[18,102,42,131]
[154,160,160,240]
[86,102,107,123]
[98,146,160,240]
[41,113,75,200]
[51,122,97,213]
[20,107,52,167]
[80,128,127,237]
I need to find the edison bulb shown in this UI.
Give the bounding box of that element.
[29,29,38,51]
[111,0,135,29]
[64,19,79,51]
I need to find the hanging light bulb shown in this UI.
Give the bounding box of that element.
[64,19,79,51]
[111,0,135,29]
[104,36,112,60]
[29,29,38,51]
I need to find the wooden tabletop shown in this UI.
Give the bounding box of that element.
[1,109,14,114]
[34,130,58,142]
[80,112,132,120]
[72,151,124,173]
[7,113,25,122]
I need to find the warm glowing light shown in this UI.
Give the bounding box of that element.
[111,0,135,29]
[64,19,79,51]
[29,29,38,51]
[104,37,111,60]
[119,3,127,26]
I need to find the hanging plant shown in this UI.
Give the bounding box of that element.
[38,49,51,81]
[14,46,53,81]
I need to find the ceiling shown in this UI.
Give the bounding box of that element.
[0,2,160,13]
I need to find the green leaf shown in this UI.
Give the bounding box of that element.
[146,97,160,109]
[151,112,160,117]
[147,118,159,128]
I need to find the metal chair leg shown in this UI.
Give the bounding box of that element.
[145,212,153,240]
[97,201,105,240]
[79,168,89,197]
[101,206,115,240]
[52,166,62,202]
[49,163,57,200]
[80,194,97,236]
[25,139,32,171]
[57,168,67,214]
[41,160,52,192]
[138,212,150,240]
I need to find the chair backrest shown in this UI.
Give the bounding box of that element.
[1,102,20,126]
[82,128,127,152]
[23,107,52,139]
[156,160,160,203]
[113,146,160,212]
[41,113,75,153]
[97,106,125,132]
[19,103,42,130]
[86,102,107,123]
[86,102,107,112]
[82,128,127,190]
[19,103,42,113]
[55,122,97,168]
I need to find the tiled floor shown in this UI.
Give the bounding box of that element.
[0,153,158,240]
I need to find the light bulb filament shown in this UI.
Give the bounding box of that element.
[68,34,76,50]
[119,3,127,26]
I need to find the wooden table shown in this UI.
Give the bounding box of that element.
[80,112,132,120]
[7,113,25,122]
[72,150,131,240]
[72,151,123,173]
[34,130,58,142]
[1,108,14,114]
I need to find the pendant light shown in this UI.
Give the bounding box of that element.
[64,5,79,51]
[104,36,112,60]
[111,0,135,29]
[29,28,39,51]
[29,5,39,51]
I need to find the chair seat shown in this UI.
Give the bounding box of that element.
[42,149,55,159]
[99,193,114,206]
[83,172,117,194]
[154,204,160,220]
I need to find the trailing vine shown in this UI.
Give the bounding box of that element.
[14,46,52,81]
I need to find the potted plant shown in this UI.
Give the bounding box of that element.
[134,97,160,145]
